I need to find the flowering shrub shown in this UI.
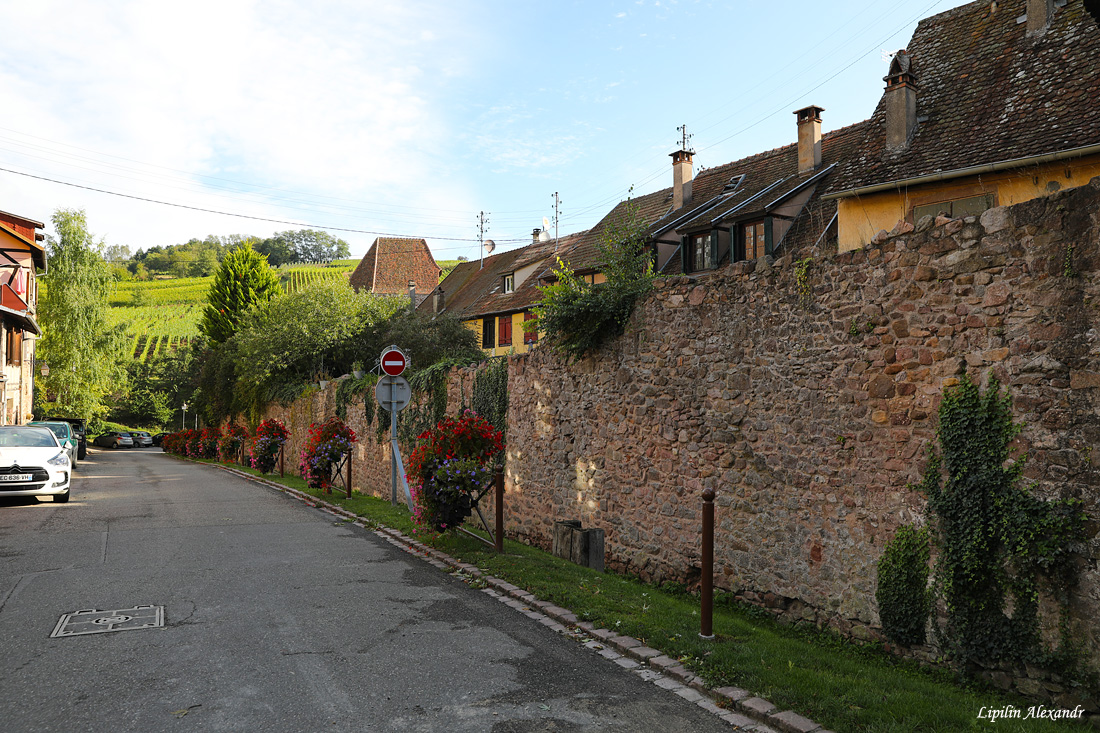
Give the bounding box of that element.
[298,417,356,489]
[407,411,503,533]
[186,429,203,458]
[198,422,221,457]
[162,430,192,455]
[218,423,250,462]
[250,418,289,474]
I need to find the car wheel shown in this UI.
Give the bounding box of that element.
[53,491,70,503]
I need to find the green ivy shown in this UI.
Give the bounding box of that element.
[335,373,378,422]
[919,374,1087,671]
[876,524,932,646]
[472,357,508,437]
[794,257,813,308]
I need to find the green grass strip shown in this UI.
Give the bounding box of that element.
[196,459,1093,733]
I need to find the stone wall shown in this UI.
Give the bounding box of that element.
[261,178,1100,683]
[503,178,1100,666]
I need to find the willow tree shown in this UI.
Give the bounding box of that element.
[37,208,124,419]
[199,242,280,344]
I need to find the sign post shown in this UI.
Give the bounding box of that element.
[376,347,413,509]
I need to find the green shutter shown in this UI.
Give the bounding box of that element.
[764,217,774,257]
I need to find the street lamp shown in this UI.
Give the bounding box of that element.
[39,362,49,377]
[180,402,188,431]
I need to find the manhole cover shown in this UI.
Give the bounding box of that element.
[50,605,164,638]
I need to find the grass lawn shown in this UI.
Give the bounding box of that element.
[201,459,1094,733]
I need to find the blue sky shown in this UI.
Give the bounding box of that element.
[0,0,968,262]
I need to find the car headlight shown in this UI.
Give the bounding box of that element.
[47,452,70,467]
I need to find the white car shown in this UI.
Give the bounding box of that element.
[0,426,72,503]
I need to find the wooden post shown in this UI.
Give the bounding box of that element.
[700,487,715,640]
[345,451,352,499]
[494,467,504,553]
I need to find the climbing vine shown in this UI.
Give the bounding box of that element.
[876,524,932,646]
[917,374,1087,671]
[471,356,508,437]
[794,257,813,308]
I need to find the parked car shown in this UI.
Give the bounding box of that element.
[51,417,88,459]
[152,433,168,447]
[28,421,79,469]
[0,425,71,502]
[130,431,153,448]
[93,432,134,449]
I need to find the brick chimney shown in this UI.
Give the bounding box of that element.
[670,149,693,210]
[1026,0,1054,34]
[883,50,918,152]
[794,105,824,174]
[532,228,541,244]
[433,286,445,314]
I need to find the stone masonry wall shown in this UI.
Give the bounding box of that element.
[503,178,1100,666]
[260,178,1100,680]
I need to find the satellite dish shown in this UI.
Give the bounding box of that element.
[543,216,551,230]
[538,230,551,242]
[483,239,496,253]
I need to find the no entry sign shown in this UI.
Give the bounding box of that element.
[380,347,407,376]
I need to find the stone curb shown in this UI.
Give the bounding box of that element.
[210,463,831,733]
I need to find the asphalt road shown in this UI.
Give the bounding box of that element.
[0,447,730,732]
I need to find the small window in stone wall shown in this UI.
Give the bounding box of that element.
[913,193,993,223]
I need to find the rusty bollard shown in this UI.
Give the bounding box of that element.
[700,487,716,640]
[494,467,504,553]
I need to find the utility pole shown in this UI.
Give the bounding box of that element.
[551,192,562,249]
[478,211,490,270]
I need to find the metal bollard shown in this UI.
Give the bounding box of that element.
[494,467,504,553]
[700,487,715,640]
[279,444,285,477]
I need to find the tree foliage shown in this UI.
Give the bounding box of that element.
[256,229,350,266]
[37,208,125,420]
[530,195,653,361]
[199,242,281,344]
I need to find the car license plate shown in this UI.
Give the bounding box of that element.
[0,474,33,482]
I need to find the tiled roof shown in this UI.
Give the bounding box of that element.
[825,0,1100,195]
[546,188,673,275]
[419,232,588,320]
[349,237,440,295]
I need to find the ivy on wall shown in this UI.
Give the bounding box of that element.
[899,374,1089,674]
[875,524,932,646]
[471,357,508,437]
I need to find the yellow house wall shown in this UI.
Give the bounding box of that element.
[466,313,541,357]
[837,154,1100,252]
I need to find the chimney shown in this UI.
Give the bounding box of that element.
[794,105,824,174]
[433,286,445,314]
[533,228,541,244]
[408,280,416,312]
[883,50,918,152]
[670,149,693,210]
[1026,0,1053,35]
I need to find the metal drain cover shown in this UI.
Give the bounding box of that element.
[50,605,164,638]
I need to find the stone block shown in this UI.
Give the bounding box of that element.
[768,710,822,733]
[1071,371,1100,389]
[980,206,1012,233]
[741,697,777,716]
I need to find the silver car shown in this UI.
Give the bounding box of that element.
[130,431,154,448]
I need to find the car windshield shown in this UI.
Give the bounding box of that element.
[32,423,70,439]
[0,427,60,448]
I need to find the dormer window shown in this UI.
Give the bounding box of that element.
[503,273,515,293]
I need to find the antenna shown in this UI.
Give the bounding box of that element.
[477,211,490,269]
[676,124,694,153]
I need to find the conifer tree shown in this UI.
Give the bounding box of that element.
[199,243,280,344]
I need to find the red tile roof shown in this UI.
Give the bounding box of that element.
[825,0,1100,195]
[349,237,440,297]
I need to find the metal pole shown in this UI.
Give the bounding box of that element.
[494,467,504,553]
[390,380,398,505]
[346,451,352,499]
[700,487,715,639]
[279,444,284,477]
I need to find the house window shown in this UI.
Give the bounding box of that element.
[690,233,716,272]
[482,318,494,349]
[742,221,766,260]
[524,312,538,344]
[498,316,512,347]
[503,273,515,293]
[912,194,994,223]
[6,328,21,366]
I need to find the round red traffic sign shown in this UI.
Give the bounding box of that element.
[380,348,407,376]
